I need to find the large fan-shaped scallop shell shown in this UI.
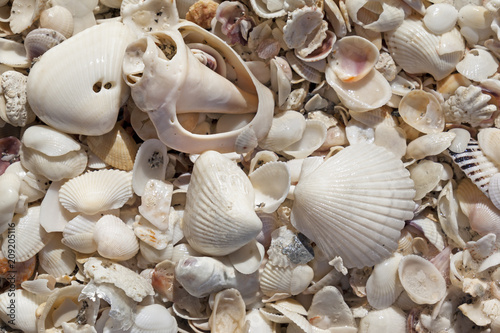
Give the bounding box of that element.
[27,21,135,136]
[384,16,465,81]
[59,169,133,215]
[290,143,415,268]
[182,151,262,256]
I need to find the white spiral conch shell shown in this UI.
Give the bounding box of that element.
[182,151,262,256]
[290,143,415,268]
[123,17,274,154]
[27,21,135,136]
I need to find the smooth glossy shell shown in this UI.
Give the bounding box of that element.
[398,90,445,134]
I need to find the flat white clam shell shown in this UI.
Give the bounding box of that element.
[132,139,169,196]
[27,21,135,136]
[423,3,458,35]
[2,205,51,262]
[366,253,404,310]
[290,143,415,268]
[359,306,407,332]
[59,169,133,215]
[94,215,139,261]
[182,151,262,256]
[249,161,290,213]
[21,125,81,157]
[282,120,327,159]
[325,67,392,112]
[0,38,29,68]
[228,239,265,274]
[398,254,446,304]
[259,111,306,152]
[385,16,464,81]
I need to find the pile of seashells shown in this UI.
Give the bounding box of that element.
[3,0,500,331]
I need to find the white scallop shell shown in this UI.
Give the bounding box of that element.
[38,233,76,278]
[182,151,262,256]
[260,262,314,298]
[365,253,404,310]
[21,125,81,157]
[478,128,500,166]
[62,214,98,254]
[290,143,415,268]
[20,144,88,182]
[94,215,139,261]
[132,139,169,196]
[398,254,446,304]
[59,169,133,215]
[2,205,51,262]
[385,16,465,81]
[456,48,499,82]
[0,289,47,333]
[398,90,445,134]
[27,21,135,136]
[359,306,407,332]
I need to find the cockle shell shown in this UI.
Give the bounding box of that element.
[398,90,445,134]
[129,304,178,333]
[182,151,262,256]
[456,48,499,82]
[260,262,314,298]
[27,21,135,136]
[359,306,407,332]
[290,143,415,268]
[94,215,139,261]
[365,252,404,309]
[62,214,98,254]
[38,233,76,278]
[398,254,446,304]
[39,5,74,38]
[86,123,138,171]
[59,169,133,215]
[24,28,66,61]
[385,16,465,81]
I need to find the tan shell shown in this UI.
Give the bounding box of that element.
[87,123,138,171]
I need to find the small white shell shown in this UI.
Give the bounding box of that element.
[39,5,74,38]
[38,233,76,278]
[456,48,499,82]
[398,254,446,304]
[138,179,173,231]
[22,125,81,157]
[260,262,314,298]
[62,214,98,254]
[182,151,262,256]
[478,128,500,166]
[249,161,290,213]
[345,0,405,32]
[132,139,169,196]
[94,215,139,261]
[59,169,133,215]
[259,111,306,152]
[423,3,458,35]
[359,306,407,332]
[2,205,51,262]
[130,304,178,333]
[398,90,445,134]
[366,253,404,310]
[405,132,456,160]
[282,120,327,159]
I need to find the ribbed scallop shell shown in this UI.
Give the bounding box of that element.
[130,304,178,333]
[94,215,139,261]
[0,289,47,333]
[291,143,415,268]
[366,253,404,309]
[260,262,314,297]
[59,169,133,215]
[24,28,66,61]
[385,16,464,81]
[182,151,262,256]
[61,214,98,253]
[22,125,81,157]
[448,139,500,197]
[39,5,74,38]
[87,123,138,171]
[27,21,135,136]
[39,233,76,278]
[2,205,51,262]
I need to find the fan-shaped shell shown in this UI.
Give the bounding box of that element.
[38,233,76,278]
[27,21,135,136]
[385,16,465,81]
[22,125,81,157]
[39,5,74,38]
[366,253,404,309]
[182,151,262,256]
[94,215,139,261]
[59,169,133,215]
[2,205,51,262]
[87,123,138,171]
[130,304,178,333]
[359,306,407,332]
[260,262,314,298]
[290,143,415,268]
